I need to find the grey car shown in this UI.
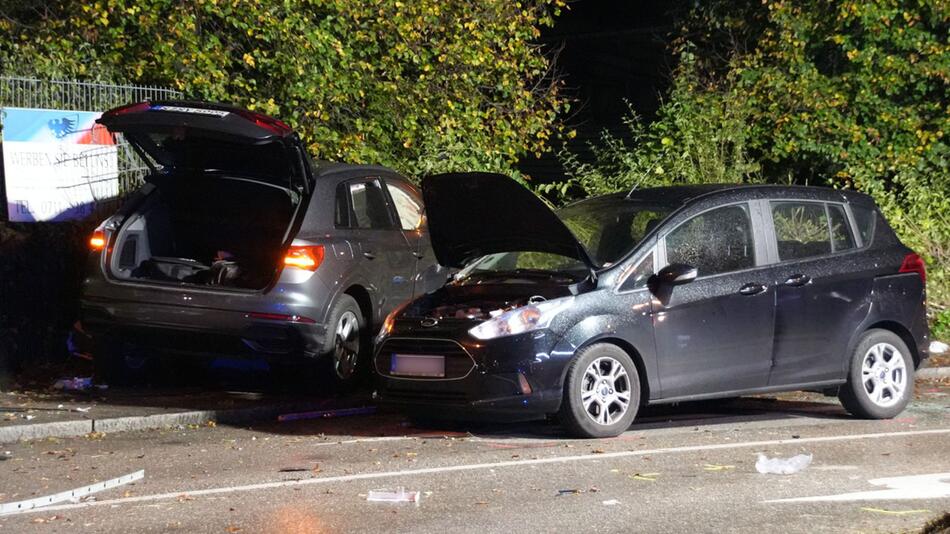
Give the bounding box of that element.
[80,101,443,385]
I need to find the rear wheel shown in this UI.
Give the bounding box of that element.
[838,329,914,419]
[93,338,155,386]
[322,295,369,388]
[559,343,640,438]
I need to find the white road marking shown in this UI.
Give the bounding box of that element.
[767,472,950,503]
[3,428,949,517]
[0,471,144,516]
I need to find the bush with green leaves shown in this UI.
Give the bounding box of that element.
[0,0,569,177]
[550,0,949,334]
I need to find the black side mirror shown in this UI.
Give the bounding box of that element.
[656,263,698,286]
[648,263,698,303]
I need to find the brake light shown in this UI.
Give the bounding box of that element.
[102,101,151,117]
[899,252,926,283]
[233,109,293,136]
[89,230,106,251]
[284,245,324,271]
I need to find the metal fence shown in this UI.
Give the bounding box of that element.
[0,76,183,206]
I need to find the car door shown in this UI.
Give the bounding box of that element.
[763,200,871,386]
[652,201,775,398]
[381,176,443,297]
[340,177,416,321]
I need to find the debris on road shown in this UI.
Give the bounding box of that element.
[366,487,421,505]
[755,453,812,474]
[51,377,93,391]
[861,507,931,516]
[0,469,144,516]
[602,499,621,506]
[277,406,377,422]
[629,473,660,482]
[703,464,735,471]
[929,341,948,354]
[557,489,580,496]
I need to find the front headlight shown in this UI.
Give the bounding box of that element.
[377,301,410,343]
[468,297,574,340]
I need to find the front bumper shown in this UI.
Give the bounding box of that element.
[374,320,567,420]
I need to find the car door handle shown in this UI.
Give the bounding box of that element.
[738,283,767,296]
[783,273,811,287]
[362,251,376,260]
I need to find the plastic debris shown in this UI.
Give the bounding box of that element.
[755,453,812,474]
[602,499,621,506]
[277,406,377,422]
[929,341,949,354]
[51,377,93,391]
[861,507,930,516]
[629,473,659,482]
[366,487,420,505]
[0,470,144,515]
[703,464,735,471]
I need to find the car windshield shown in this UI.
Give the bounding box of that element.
[458,196,673,279]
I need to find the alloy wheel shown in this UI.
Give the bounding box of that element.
[580,356,632,426]
[861,342,907,409]
[333,311,360,380]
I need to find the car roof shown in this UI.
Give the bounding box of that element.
[622,183,874,206]
[311,161,402,179]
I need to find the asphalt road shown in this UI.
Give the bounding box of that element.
[1,387,948,533]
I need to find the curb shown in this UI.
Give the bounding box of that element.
[918,366,950,379]
[0,400,337,444]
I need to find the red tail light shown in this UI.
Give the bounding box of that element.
[102,101,151,117]
[89,230,106,251]
[899,252,926,283]
[233,109,293,136]
[283,245,324,271]
[246,312,316,324]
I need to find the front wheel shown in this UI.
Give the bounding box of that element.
[838,329,914,419]
[559,344,641,438]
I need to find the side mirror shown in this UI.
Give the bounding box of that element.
[656,263,698,286]
[648,263,697,303]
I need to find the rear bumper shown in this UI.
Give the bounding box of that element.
[81,297,327,359]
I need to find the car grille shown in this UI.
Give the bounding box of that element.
[376,338,476,380]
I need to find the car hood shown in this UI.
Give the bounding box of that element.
[97,100,308,191]
[421,172,597,273]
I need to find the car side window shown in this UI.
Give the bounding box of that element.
[850,204,876,247]
[665,204,755,277]
[385,179,425,231]
[618,250,654,292]
[771,202,835,260]
[334,182,350,227]
[347,179,394,230]
[828,204,855,252]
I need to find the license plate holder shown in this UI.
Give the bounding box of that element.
[390,353,446,378]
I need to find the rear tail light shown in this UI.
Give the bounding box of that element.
[233,109,293,136]
[283,245,324,271]
[246,312,316,324]
[102,101,151,118]
[899,252,926,283]
[89,230,106,251]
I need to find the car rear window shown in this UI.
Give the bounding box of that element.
[828,204,855,252]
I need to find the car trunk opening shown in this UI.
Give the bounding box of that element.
[108,175,301,290]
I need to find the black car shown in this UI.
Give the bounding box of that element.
[374,173,929,438]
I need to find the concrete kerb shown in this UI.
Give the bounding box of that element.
[0,400,334,444]
[918,366,950,379]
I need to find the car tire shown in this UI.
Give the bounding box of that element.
[559,343,641,438]
[838,329,915,419]
[322,294,370,389]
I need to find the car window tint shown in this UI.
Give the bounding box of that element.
[828,204,855,252]
[619,251,654,292]
[334,182,350,227]
[349,180,393,229]
[771,202,832,260]
[665,204,755,277]
[850,204,876,246]
[385,180,424,231]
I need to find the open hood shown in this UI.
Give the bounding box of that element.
[98,101,308,191]
[421,172,597,274]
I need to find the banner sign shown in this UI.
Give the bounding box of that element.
[1,107,118,222]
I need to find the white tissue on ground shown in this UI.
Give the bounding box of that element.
[755,453,812,474]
